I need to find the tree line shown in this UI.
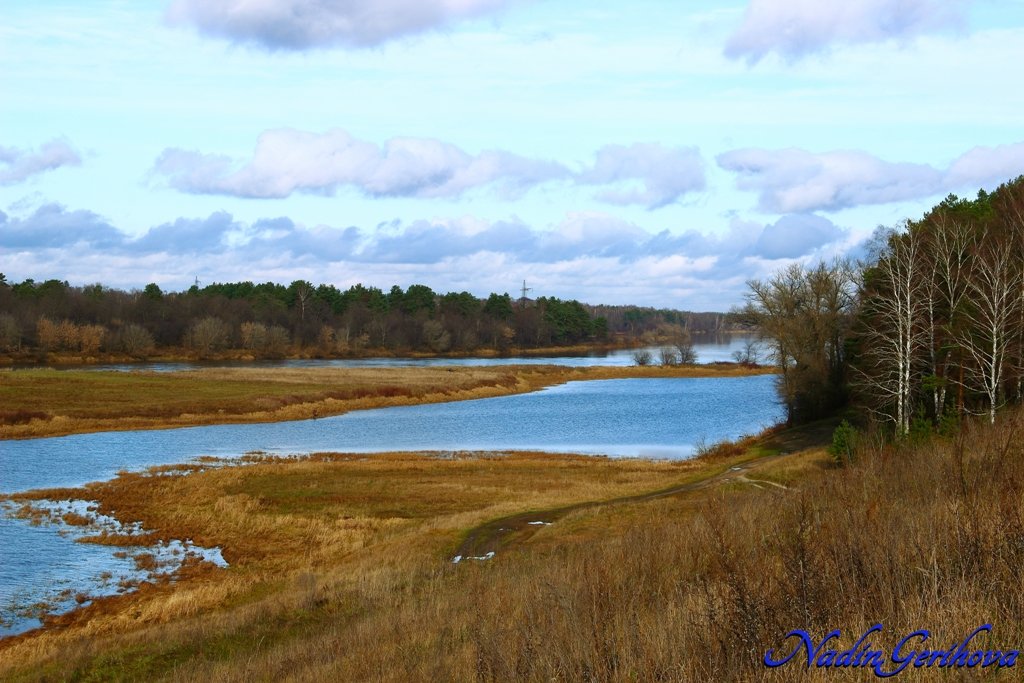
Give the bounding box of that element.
[0,276,729,359]
[743,176,1024,431]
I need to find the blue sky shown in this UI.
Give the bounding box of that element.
[2,0,1023,309]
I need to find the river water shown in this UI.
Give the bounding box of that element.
[0,373,782,637]
[33,335,763,373]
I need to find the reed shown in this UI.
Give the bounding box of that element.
[10,409,1015,681]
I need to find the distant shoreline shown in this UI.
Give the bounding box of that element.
[0,331,756,368]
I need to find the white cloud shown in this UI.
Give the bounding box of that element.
[0,204,857,309]
[725,0,972,63]
[151,130,706,209]
[0,139,81,186]
[152,128,569,200]
[753,214,846,259]
[717,147,943,213]
[717,142,1024,213]
[166,0,521,50]
[579,144,706,209]
[945,142,1024,189]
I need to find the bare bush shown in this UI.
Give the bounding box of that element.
[56,319,79,351]
[188,316,230,357]
[240,322,267,351]
[36,317,59,351]
[78,324,106,355]
[118,323,155,358]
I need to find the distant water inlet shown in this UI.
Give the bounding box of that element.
[38,334,762,373]
[0,375,783,636]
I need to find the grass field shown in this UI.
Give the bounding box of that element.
[4,409,1022,680]
[5,362,1018,681]
[0,364,772,439]
[0,446,762,680]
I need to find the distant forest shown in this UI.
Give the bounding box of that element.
[0,277,734,359]
[744,176,1024,429]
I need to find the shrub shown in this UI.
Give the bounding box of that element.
[119,323,155,358]
[632,349,653,366]
[828,419,856,466]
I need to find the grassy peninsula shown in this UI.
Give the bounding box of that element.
[0,363,771,439]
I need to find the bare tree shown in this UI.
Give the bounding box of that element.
[745,260,855,423]
[922,217,973,419]
[674,329,697,364]
[958,234,1023,424]
[632,349,653,366]
[732,337,761,365]
[855,225,927,435]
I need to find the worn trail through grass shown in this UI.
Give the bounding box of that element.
[454,417,837,559]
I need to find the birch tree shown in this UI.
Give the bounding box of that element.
[959,231,1023,423]
[855,225,927,435]
[922,217,974,419]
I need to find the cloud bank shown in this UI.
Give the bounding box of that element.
[579,143,706,210]
[725,0,972,63]
[166,0,520,50]
[0,204,854,308]
[152,129,706,209]
[717,142,1024,213]
[0,139,81,186]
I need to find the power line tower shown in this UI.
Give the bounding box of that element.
[519,279,532,307]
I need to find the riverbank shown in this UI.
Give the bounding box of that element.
[0,364,773,439]
[0,342,636,367]
[5,410,1022,680]
[0,332,754,368]
[0,420,822,679]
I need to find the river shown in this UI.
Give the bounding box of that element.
[0,373,782,636]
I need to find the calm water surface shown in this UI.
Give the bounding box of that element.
[31,335,763,373]
[0,374,782,636]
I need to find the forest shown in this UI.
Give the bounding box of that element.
[0,276,730,359]
[743,175,1024,431]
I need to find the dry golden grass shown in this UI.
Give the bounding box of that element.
[0,364,772,439]
[4,410,1023,681]
[0,448,724,680]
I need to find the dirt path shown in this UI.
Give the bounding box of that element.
[452,418,838,561]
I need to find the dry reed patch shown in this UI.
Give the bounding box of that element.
[13,413,1022,682]
[0,450,701,679]
[198,416,1023,683]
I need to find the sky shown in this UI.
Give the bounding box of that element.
[2,0,1023,310]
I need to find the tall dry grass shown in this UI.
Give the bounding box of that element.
[7,409,1018,681]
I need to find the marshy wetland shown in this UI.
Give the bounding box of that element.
[0,363,781,645]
